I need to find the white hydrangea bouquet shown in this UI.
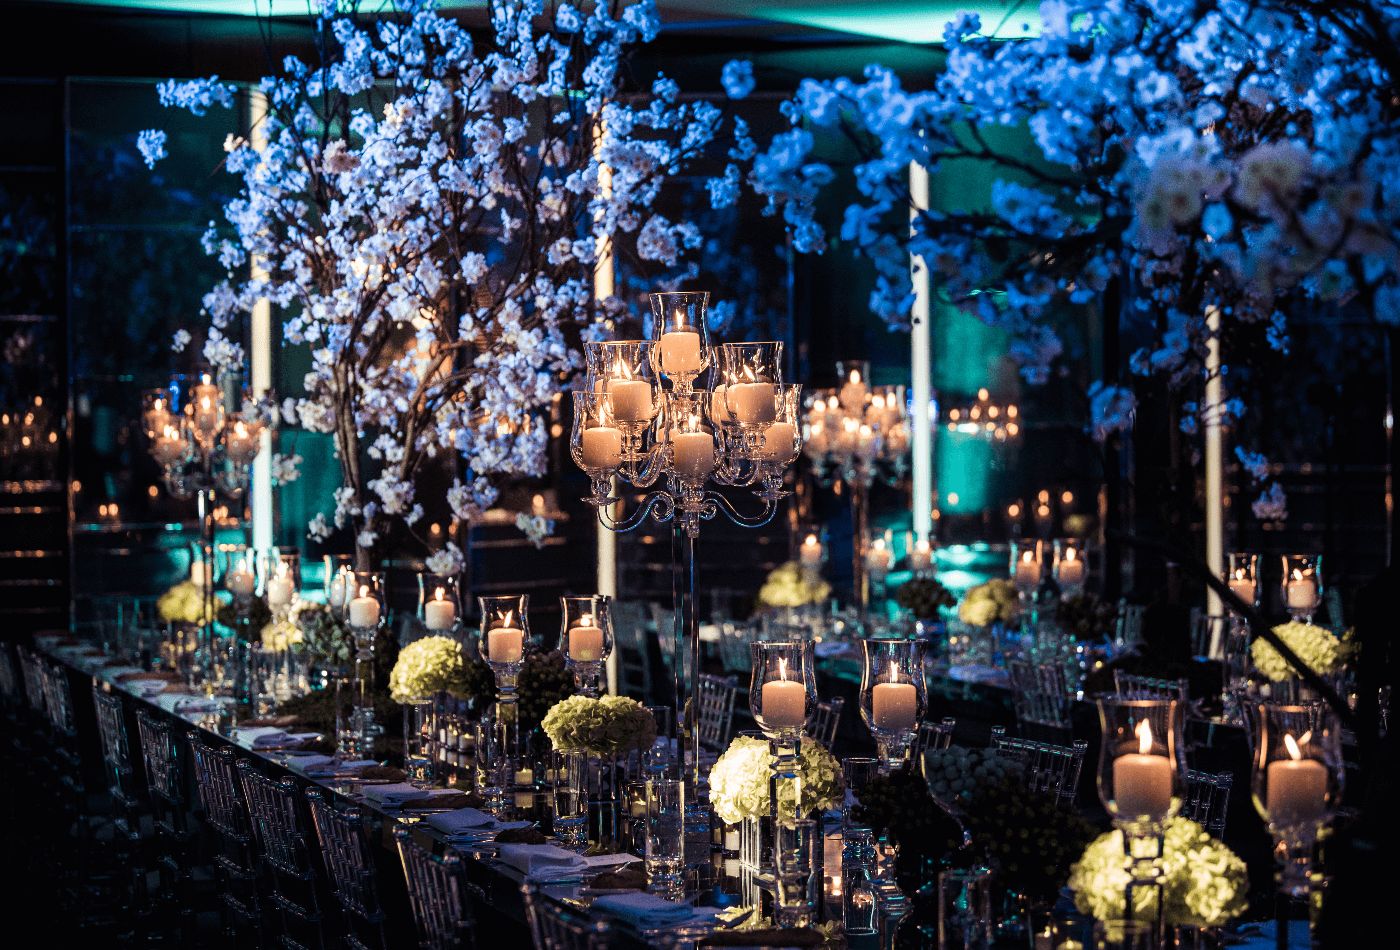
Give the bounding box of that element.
[259,617,302,652]
[1251,621,1344,683]
[757,561,832,609]
[541,695,657,756]
[388,635,469,704]
[1069,817,1248,928]
[957,578,1020,628]
[709,735,845,824]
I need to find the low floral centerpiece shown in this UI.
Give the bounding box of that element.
[157,580,213,625]
[294,601,354,668]
[957,579,1020,628]
[1069,817,1248,928]
[894,575,957,620]
[1251,621,1344,683]
[388,635,472,704]
[709,734,844,824]
[756,561,832,610]
[541,695,657,757]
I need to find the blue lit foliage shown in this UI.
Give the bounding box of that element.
[741,0,1400,520]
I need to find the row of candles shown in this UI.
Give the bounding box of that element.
[1224,552,1323,620]
[143,373,267,470]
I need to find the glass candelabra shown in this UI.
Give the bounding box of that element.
[802,360,910,607]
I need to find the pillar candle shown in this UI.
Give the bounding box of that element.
[1112,751,1173,818]
[799,535,823,568]
[580,425,622,469]
[424,590,456,630]
[267,574,294,608]
[1057,551,1085,588]
[728,382,777,424]
[871,681,918,731]
[839,371,868,410]
[657,329,702,375]
[1285,574,1317,610]
[227,568,256,597]
[191,560,210,589]
[606,378,653,423]
[1265,756,1328,826]
[568,620,605,662]
[348,588,381,628]
[1228,577,1256,606]
[756,421,797,461]
[226,423,257,463]
[909,541,933,572]
[671,431,716,479]
[1014,552,1042,589]
[328,573,347,607]
[488,626,524,663]
[761,678,807,729]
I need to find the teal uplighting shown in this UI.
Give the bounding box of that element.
[747,1,1040,43]
[936,430,992,513]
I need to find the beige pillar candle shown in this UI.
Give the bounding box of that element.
[606,377,653,423]
[568,617,605,662]
[757,421,797,461]
[580,425,623,469]
[1112,721,1173,819]
[424,588,456,630]
[267,574,295,608]
[657,329,702,375]
[671,430,716,479]
[1266,734,1328,826]
[348,587,381,628]
[871,678,918,731]
[799,534,823,568]
[728,382,777,424]
[488,626,525,663]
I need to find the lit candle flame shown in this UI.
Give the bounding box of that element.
[434,587,445,602]
[502,609,515,628]
[578,614,595,627]
[1284,733,1303,761]
[850,370,861,385]
[778,657,788,682]
[359,585,369,599]
[1135,718,1153,754]
[1065,548,1077,563]
[1022,550,1035,564]
[1291,568,1304,581]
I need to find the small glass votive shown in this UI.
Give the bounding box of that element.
[774,818,819,928]
[1093,918,1156,950]
[417,572,462,636]
[645,778,685,897]
[1226,552,1259,610]
[938,866,993,950]
[1280,554,1322,622]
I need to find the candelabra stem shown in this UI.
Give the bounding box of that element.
[852,482,870,609]
[672,523,701,795]
[197,486,217,654]
[1120,826,1165,942]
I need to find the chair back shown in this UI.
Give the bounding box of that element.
[695,674,738,752]
[1112,671,1189,703]
[1181,769,1233,837]
[135,708,184,808]
[523,881,613,949]
[807,696,844,749]
[187,733,254,844]
[39,660,78,737]
[990,726,1087,810]
[306,789,387,949]
[912,717,957,760]
[238,761,323,944]
[716,621,753,676]
[395,827,482,950]
[1007,660,1073,730]
[0,645,19,705]
[16,646,47,714]
[611,600,652,702]
[1115,601,1146,650]
[92,685,138,804]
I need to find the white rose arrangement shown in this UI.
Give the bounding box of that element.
[1068,817,1248,928]
[388,635,470,704]
[956,578,1020,628]
[541,695,657,757]
[1250,621,1343,683]
[709,735,845,825]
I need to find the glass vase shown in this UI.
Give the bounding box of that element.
[402,697,436,788]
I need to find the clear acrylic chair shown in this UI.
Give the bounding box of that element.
[0,644,19,706]
[91,684,148,898]
[807,696,844,749]
[523,881,613,949]
[16,645,48,717]
[1007,660,1073,732]
[611,600,653,702]
[187,732,264,943]
[237,760,326,949]
[306,789,388,950]
[652,603,677,673]
[1190,613,1228,660]
[1112,671,1189,703]
[990,726,1087,810]
[1115,601,1146,651]
[912,717,957,761]
[394,827,485,950]
[716,621,755,676]
[135,708,201,937]
[1181,769,1233,837]
[695,674,739,752]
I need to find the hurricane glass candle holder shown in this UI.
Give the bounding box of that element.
[345,570,386,756]
[323,554,355,619]
[859,637,927,773]
[477,594,531,811]
[1009,539,1044,601]
[1280,554,1322,623]
[417,572,462,636]
[1052,538,1087,595]
[647,291,711,393]
[559,594,613,697]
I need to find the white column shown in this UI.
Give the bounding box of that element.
[909,162,933,542]
[593,121,619,695]
[1203,305,1224,657]
[249,90,274,553]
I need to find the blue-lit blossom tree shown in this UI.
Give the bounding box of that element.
[741,0,1400,522]
[143,0,742,564]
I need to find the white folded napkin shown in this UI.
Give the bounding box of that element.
[497,843,588,880]
[286,755,379,776]
[151,692,220,714]
[361,783,433,806]
[97,665,143,681]
[122,678,170,695]
[424,807,495,835]
[590,892,694,927]
[233,727,322,750]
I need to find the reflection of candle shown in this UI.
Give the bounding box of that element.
[227,567,256,597]
[1266,733,1328,826]
[606,377,652,423]
[191,560,210,589]
[657,328,702,375]
[1112,720,1173,819]
[424,588,456,630]
[756,421,797,461]
[909,540,933,572]
[799,534,823,568]
[580,425,622,469]
[488,625,525,663]
[728,381,776,424]
[226,421,257,462]
[267,573,294,608]
[1014,550,1042,590]
[328,573,347,607]
[872,672,918,731]
[568,615,604,662]
[672,429,716,479]
[1285,570,1317,610]
[349,586,381,628]
[761,658,807,729]
[1057,548,1085,588]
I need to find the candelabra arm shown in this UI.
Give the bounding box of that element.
[701,491,778,529]
[622,442,670,488]
[596,490,675,533]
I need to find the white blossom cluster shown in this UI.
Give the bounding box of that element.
[740,0,1400,520]
[148,0,739,551]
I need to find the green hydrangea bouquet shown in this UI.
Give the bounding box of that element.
[388,635,471,703]
[709,734,845,824]
[957,578,1020,628]
[757,561,832,609]
[1251,621,1344,682]
[541,695,657,756]
[1068,817,1248,927]
[157,580,213,625]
